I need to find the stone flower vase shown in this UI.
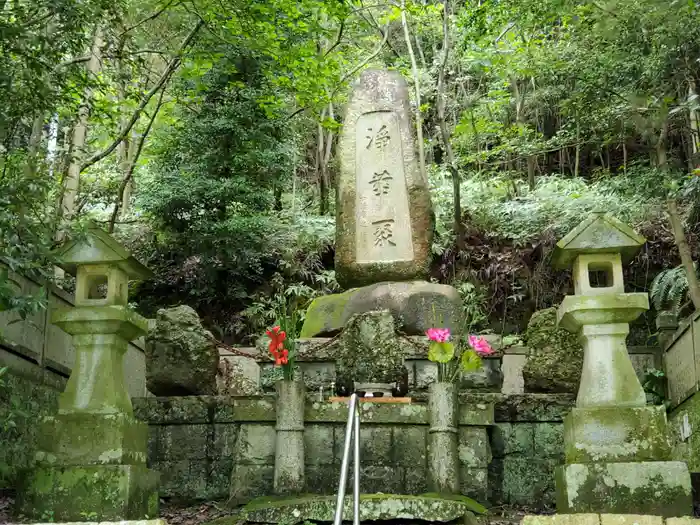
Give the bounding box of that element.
[273,377,306,495]
[428,381,460,494]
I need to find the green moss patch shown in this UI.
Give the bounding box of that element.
[209,493,486,525]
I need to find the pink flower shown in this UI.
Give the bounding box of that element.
[426,328,451,343]
[469,335,494,356]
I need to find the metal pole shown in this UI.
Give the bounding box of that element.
[353,407,361,525]
[333,394,357,525]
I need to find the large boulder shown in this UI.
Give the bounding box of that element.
[522,307,583,394]
[145,305,219,396]
[300,281,464,338]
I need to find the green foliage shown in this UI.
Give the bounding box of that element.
[642,367,667,406]
[0,152,56,319]
[650,265,693,313]
[0,367,30,482]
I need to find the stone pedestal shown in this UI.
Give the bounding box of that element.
[551,213,692,516]
[428,382,460,494]
[16,226,159,521]
[274,379,305,495]
[555,461,691,517]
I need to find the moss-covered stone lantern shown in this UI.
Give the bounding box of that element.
[552,212,692,517]
[16,224,159,521]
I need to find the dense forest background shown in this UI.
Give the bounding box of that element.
[2,0,700,345]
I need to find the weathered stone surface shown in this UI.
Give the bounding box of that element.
[0,368,61,488]
[335,68,433,289]
[35,412,149,466]
[145,305,219,396]
[273,380,305,495]
[563,406,671,463]
[225,493,485,524]
[669,392,700,472]
[460,467,489,502]
[217,354,260,395]
[499,456,558,506]
[16,464,159,522]
[329,310,407,389]
[599,515,663,525]
[228,464,274,505]
[482,393,575,422]
[428,382,460,493]
[555,461,692,517]
[522,515,600,525]
[522,307,583,394]
[300,281,463,338]
[24,521,168,525]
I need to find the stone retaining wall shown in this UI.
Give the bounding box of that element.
[133,393,575,510]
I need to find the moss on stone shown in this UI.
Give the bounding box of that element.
[300,291,355,338]
[555,461,692,517]
[522,308,583,394]
[563,406,671,464]
[16,464,159,521]
[0,368,60,488]
[210,493,486,524]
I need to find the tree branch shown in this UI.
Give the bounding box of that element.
[286,24,390,120]
[80,20,204,172]
[120,0,179,36]
[108,89,167,233]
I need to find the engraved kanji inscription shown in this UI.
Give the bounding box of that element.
[369,170,393,195]
[372,219,396,247]
[365,124,391,151]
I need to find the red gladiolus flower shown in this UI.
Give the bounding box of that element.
[266,326,290,366]
[266,326,286,353]
[275,349,289,365]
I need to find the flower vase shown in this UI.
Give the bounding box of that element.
[273,378,305,495]
[428,381,460,494]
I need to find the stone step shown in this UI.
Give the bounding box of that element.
[205,493,486,525]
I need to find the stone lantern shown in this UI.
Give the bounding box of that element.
[17,225,159,521]
[552,212,692,517]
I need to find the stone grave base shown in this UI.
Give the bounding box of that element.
[36,412,149,465]
[554,461,692,517]
[563,406,671,463]
[523,514,700,525]
[16,464,159,521]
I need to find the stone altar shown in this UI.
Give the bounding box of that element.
[16,225,159,521]
[552,212,692,517]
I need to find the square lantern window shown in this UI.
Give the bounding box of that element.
[572,253,625,296]
[75,264,129,306]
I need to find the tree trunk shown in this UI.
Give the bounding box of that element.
[401,0,427,181]
[59,25,103,226]
[668,199,700,310]
[574,121,580,177]
[436,0,464,248]
[25,113,45,179]
[656,117,669,169]
[690,80,700,163]
[317,108,327,215]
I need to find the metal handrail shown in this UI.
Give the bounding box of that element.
[333,393,360,525]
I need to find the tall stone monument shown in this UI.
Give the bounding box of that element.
[552,212,692,517]
[16,225,159,521]
[301,69,464,351]
[335,68,433,288]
